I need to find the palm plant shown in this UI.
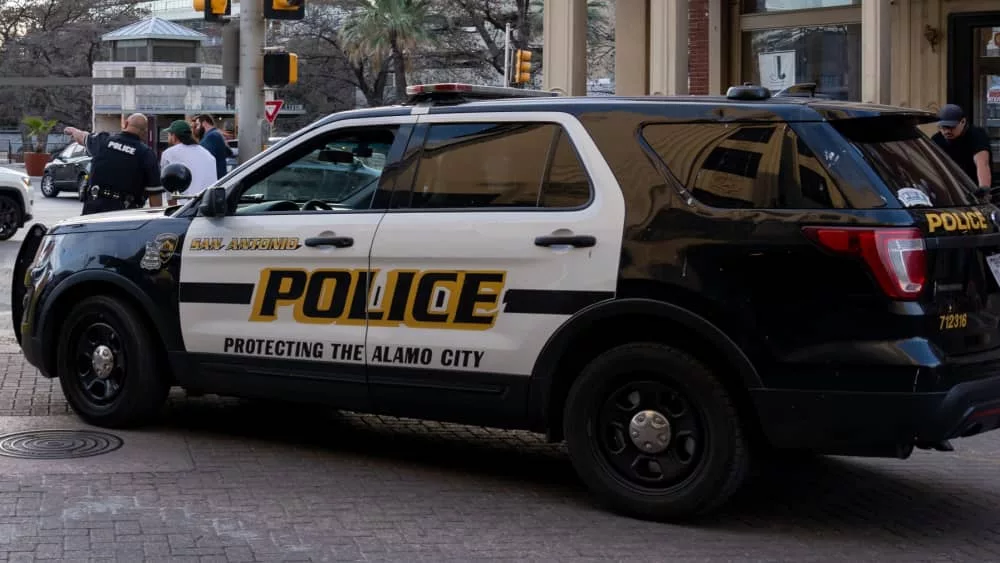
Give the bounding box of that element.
[340,0,433,102]
[22,116,58,153]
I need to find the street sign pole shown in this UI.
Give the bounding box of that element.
[237,0,265,164]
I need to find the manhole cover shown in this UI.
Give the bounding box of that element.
[0,430,123,459]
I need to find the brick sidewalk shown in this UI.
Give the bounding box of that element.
[1,350,1000,561]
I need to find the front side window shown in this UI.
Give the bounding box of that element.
[236,125,399,213]
[397,121,592,210]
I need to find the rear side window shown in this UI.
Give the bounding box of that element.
[398,122,592,210]
[830,117,979,209]
[641,123,853,209]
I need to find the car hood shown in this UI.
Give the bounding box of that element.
[47,207,174,235]
[0,167,28,186]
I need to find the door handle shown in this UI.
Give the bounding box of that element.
[304,236,354,248]
[534,235,597,248]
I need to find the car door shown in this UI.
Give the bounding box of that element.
[365,111,626,426]
[53,144,78,185]
[178,115,416,409]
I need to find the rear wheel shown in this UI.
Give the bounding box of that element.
[40,174,59,198]
[56,295,169,428]
[563,342,749,521]
[0,195,22,241]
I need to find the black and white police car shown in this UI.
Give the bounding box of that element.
[15,83,1000,521]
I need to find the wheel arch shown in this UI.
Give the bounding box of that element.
[37,271,180,379]
[527,288,764,442]
[0,186,25,214]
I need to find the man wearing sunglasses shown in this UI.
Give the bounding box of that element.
[931,104,994,191]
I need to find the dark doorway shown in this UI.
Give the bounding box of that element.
[948,12,1000,186]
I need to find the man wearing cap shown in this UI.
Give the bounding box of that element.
[159,120,218,204]
[931,104,994,189]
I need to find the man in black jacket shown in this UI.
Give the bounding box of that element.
[931,104,994,190]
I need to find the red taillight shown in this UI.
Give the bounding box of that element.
[802,226,927,300]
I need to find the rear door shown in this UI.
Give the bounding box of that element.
[832,117,1000,358]
[365,111,625,425]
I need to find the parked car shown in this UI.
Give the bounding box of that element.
[40,142,91,200]
[0,166,33,241]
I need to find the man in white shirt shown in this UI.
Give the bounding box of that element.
[159,120,218,204]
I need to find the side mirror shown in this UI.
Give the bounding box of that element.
[199,186,227,217]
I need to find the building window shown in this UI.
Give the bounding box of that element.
[743,0,857,14]
[737,0,861,101]
[741,24,861,100]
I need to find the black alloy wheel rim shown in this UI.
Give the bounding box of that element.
[0,198,16,238]
[72,318,127,405]
[594,378,705,491]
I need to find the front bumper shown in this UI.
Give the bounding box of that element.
[753,374,1000,456]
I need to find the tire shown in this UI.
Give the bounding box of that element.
[563,342,750,521]
[40,174,59,198]
[76,174,88,201]
[0,194,22,241]
[56,295,170,428]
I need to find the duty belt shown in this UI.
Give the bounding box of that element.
[89,185,135,205]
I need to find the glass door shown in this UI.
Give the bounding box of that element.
[975,27,1000,185]
[949,13,1000,187]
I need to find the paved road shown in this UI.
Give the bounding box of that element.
[0,174,999,561]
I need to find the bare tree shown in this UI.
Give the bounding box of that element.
[0,0,148,132]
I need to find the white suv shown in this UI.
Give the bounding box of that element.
[0,166,33,241]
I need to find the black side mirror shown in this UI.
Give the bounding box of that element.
[199,186,227,217]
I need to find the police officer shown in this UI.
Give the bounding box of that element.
[63,113,163,215]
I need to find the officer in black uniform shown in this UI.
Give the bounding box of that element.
[64,113,163,215]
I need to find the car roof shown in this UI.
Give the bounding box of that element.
[304,95,935,129]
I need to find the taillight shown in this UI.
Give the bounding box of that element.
[802,226,926,300]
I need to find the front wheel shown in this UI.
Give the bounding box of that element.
[0,195,22,241]
[40,174,59,198]
[56,295,170,428]
[563,342,750,521]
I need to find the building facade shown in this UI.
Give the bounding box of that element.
[543,0,1000,183]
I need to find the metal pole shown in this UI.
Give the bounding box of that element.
[503,23,511,87]
[238,0,265,163]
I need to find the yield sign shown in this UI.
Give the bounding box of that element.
[264,99,284,125]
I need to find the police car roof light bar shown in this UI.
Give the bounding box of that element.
[404,83,560,105]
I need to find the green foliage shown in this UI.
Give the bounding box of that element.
[21,116,58,153]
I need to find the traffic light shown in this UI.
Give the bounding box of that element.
[264,0,304,20]
[513,49,532,85]
[192,0,229,21]
[263,53,298,87]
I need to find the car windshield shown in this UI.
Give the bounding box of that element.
[831,117,979,209]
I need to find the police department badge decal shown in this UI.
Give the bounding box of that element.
[140,233,179,271]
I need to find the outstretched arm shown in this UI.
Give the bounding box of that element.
[63,126,89,147]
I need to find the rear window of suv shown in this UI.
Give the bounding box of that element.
[830,117,979,209]
[641,117,979,210]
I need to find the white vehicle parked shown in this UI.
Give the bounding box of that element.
[0,166,33,241]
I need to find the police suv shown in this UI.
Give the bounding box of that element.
[14,83,1000,521]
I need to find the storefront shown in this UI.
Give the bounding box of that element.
[542,0,999,184]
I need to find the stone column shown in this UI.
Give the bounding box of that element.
[861,0,891,103]
[542,0,588,95]
[615,0,649,95]
[649,0,689,95]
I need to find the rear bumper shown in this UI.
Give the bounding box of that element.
[753,374,1000,455]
